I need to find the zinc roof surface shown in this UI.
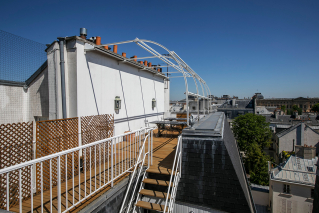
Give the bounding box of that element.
[272,156,318,186]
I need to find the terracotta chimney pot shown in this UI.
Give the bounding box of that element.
[104,45,108,50]
[148,62,152,67]
[139,61,143,64]
[96,36,101,45]
[144,60,147,66]
[133,55,137,62]
[113,45,118,53]
[122,52,126,57]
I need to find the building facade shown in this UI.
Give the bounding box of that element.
[256,97,319,113]
[269,156,317,213]
[0,32,170,136]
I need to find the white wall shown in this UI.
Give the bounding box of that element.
[0,67,49,125]
[75,40,166,136]
[270,180,314,213]
[251,189,269,206]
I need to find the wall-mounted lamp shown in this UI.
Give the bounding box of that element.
[152,98,156,109]
[115,96,121,110]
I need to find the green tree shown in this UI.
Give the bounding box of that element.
[232,113,272,186]
[287,109,291,115]
[281,105,286,112]
[312,103,319,113]
[292,105,302,115]
[245,143,271,185]
[232,113,272,152]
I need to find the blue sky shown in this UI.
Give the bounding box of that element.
[1,0,318,100]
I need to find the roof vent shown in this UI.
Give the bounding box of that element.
[80,28,87,39]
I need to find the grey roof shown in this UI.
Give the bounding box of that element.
[178,112,256,213]
[219,99,253,109]
[271,156,318,186]
[250,183,269,193]
[276,123,319,138]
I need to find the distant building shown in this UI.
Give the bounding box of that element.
[269,155,317,213]
[272,123,319,163]
[256,96,319,113]
[217,98,254,119]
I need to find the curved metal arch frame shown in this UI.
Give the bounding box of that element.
[98,38,212,126]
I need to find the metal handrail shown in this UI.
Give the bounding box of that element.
[163,135,182,213]
[0,127,149,175]
[0,127,153,213]
[119,128,153,213]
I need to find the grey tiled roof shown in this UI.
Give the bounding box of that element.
[271,156,317,186]
[276,123,319,138]
[177,113,255,213]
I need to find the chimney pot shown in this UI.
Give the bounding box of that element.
[133,55,137,62]
[122,52,126,57]
[104,45,108,50]
[144,61,148,66]
[139,61,143,64]
[80,28,87,39]
[113,45,118,53]
[148,62,152,67]
[96,36,101,45]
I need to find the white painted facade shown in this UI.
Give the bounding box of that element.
[269,180,314,213]
[269,156,316,213]
[47,37,168,136]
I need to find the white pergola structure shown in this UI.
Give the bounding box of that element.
[96,38,212,126]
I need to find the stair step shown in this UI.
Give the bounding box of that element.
[135,200,169,212]
[143,178,173,187]
[139,189,170,199]
[146,168,176,176]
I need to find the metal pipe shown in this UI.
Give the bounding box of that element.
[58,38,67,118]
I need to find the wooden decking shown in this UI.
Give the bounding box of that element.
[7,129,179,213]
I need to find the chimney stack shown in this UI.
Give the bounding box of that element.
[113,45,118,54]
[95,36,101,45]
[80,28,87,39]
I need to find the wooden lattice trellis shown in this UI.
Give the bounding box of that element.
[36,118,79,192]
[0,122,33,209]
[81,114,114,171]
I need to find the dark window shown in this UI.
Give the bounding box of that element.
[307,167,314,172]
[283,184,290,194]
[311,189,315,199]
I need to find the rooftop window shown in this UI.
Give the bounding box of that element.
[307,166,314,172]
[283,184,290,194]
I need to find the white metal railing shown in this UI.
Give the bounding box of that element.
[164,135,182,213]
[119,128,154,213]
[0,127,154,213]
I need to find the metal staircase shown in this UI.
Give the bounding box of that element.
[120,136,182,213]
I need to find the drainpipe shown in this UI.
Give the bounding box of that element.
[58,37,67,119]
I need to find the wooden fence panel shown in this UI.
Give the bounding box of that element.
[36,118,79,192]
[81,114,114,171]
[0,122,33,209]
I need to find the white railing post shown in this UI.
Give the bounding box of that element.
[6,173,9,211]
[111,139,114,187]
[57,156,61,213]
[148,130,150,168]
[151,130,153,165]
